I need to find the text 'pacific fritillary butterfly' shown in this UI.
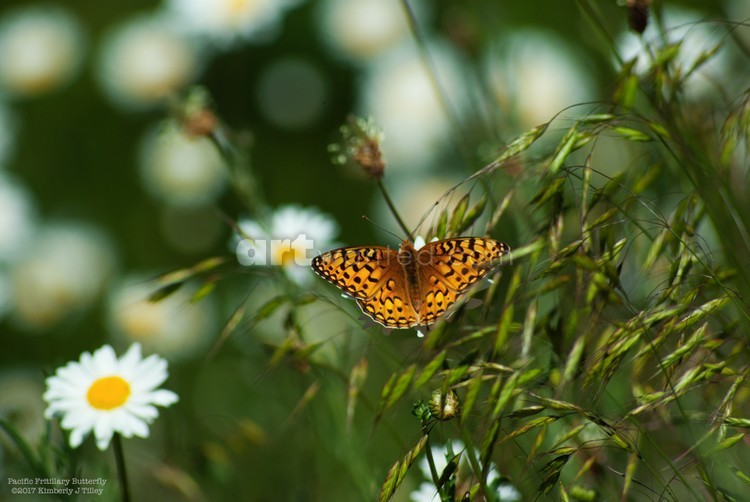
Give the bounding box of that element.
[311,237,510,329]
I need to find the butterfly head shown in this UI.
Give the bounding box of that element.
[397,239,418,266]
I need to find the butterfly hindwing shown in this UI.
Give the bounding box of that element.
[356,274,419,328]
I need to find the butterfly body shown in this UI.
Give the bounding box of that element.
[311,237,510,329]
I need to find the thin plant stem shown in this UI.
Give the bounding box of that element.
[378,180,413,241]
[423,431,445,499]
[112,434,131,502]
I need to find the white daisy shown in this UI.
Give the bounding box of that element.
[107,275,217,361]
[97,14,200,110]
[318,0,411,62]
[0,6,84,97]
[164,0,302,48]
[234,205,338,284]
[43,343,178,451]
[139,121,227,206]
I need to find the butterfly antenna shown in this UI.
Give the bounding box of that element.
[361,215,407,242]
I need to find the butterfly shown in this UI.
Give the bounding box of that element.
[311,237,510,329]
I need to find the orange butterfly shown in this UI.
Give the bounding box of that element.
[311,237,510,329]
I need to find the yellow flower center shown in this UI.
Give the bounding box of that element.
[275,243,305,267]
[86,376,131,410]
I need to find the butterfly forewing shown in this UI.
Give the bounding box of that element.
[419,238,509,293]
[310,246,399,300]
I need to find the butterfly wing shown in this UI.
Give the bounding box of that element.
[311,246,419,328]
[311,246,397,300]
[355,274,419,328]
[417,238,510,324]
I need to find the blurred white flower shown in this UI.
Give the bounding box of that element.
[164,0,302,48]
[318,0,410,62]
[107,275,216,361]
[43,343,178,450]
[256,57,329,130]
[360,43,466,171]
[616,7,732,99]
[0,6,84,97]
[486,30,594,129]
[97,14,200,109]
[234,205,338,284]
[0,370,46,451]
[0,102,17,168]
[139,123,227,206]
[11,222,116,329]
[0,174,36,262]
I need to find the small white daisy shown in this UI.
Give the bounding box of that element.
[164,0,301,48]
[139,121,227,206]
[318,0,410,62]
[97,14,200,110]
[43,343,178,451]
[234,205,338,284]
[0,6,84,97]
